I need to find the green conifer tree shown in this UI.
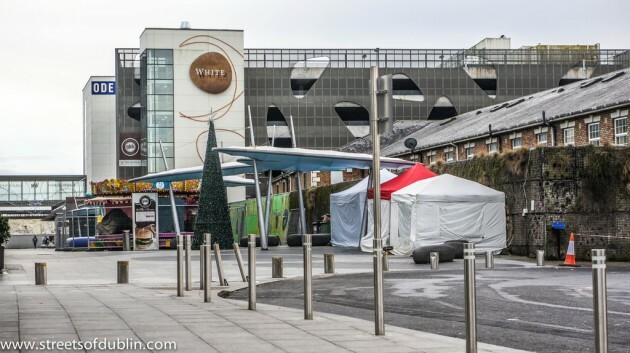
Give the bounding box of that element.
[193,121,234,249]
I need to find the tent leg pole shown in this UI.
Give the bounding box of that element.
[296,172,308,237]
[359,170,373,245]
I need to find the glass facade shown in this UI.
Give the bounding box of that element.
[116,48,144,179]
[0,178,85,203]
[141,49,174,173]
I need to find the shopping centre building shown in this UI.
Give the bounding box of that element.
[83,25,630,191]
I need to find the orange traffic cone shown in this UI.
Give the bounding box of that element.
[560,232,579,267]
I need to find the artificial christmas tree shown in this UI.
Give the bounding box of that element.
[193,121,234,249]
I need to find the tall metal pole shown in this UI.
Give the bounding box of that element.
[289,116,308,237]
[464,243,478,353]
[263,126,276,248]
[159,141,181,236]
[370,66,385,336]
[247,106,268,250]
[592,249,608,353]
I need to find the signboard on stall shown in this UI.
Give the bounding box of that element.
[132,193,159,251]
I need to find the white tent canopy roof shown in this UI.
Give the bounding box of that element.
[213,146,415,172]
[394,174,505,202]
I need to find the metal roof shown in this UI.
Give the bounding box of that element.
[382,69,630,156]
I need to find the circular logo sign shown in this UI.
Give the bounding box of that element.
[189,52,232,94]
[121,138,139,157]
[139,196,152,209]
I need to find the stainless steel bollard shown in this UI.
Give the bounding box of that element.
[373,237,385,335]
[272,257,283,278]
[430,252,440,270]
[592,249,608,353]
[117,261,129,284]
[184,235,192,291]
[248,234,256,310]
[176,234,184,297]
[485,251,494,269]
[536,250,545,266]
[122,230,131,251]
[35,262,47,285]
[200,233,211,290]
[303,234,313,320]
[233,243,247,282]
[383,252,389,272]
[214,243,227,286]
[324,253,335,274]
[199,246,205,290]
[463,243,477,353]
[203,244,212,303]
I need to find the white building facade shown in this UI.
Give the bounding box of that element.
[83,76,117,185]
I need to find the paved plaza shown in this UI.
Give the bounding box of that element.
[0,248,532,352]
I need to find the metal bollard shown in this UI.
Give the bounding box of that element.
[272,257,283,278]
[324,253,335,274]
[200,233,211,290]
[536,250,545,266]
[203,244,212,303]
[214,243,227,286]
[35,262,47,285]
[122,230,131,251]
[373,237,385,335]
[176,234,184,297]
[592,249,608,353]
[199,246,205,290]
[430,252,440,270]
[117,261,129,284]
[485,251,494,269]
[233,243,247,282]
[248,234,256,310]
[184,235,192,291]
[303,234,313,320]
[463,243,477,353]
[383,252,389,272]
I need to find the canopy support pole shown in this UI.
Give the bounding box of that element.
[248,106,268,250]
[159,141,181,237]
[264,126,276,243]
[290,116,308,237]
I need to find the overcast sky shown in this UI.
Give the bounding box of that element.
[1,0,629,175]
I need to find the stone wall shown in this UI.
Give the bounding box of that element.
[431,145,630,261]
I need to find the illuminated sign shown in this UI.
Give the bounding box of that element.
[189,52,232,94]
[91,81,116,95]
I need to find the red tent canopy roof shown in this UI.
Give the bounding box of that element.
[367,163,437,200]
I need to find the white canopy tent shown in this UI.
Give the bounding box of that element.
[330,170,397,247]
[389,174,506,256]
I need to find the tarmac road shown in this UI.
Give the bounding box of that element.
[222,259,630,353]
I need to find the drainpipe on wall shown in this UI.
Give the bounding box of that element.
[450,142,459,161]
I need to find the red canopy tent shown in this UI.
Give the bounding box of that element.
[367,163,437,200]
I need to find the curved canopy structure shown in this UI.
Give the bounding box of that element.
[213,146,416,172]
[128,161,253,183]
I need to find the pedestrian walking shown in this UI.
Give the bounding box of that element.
[32,235,37,249]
